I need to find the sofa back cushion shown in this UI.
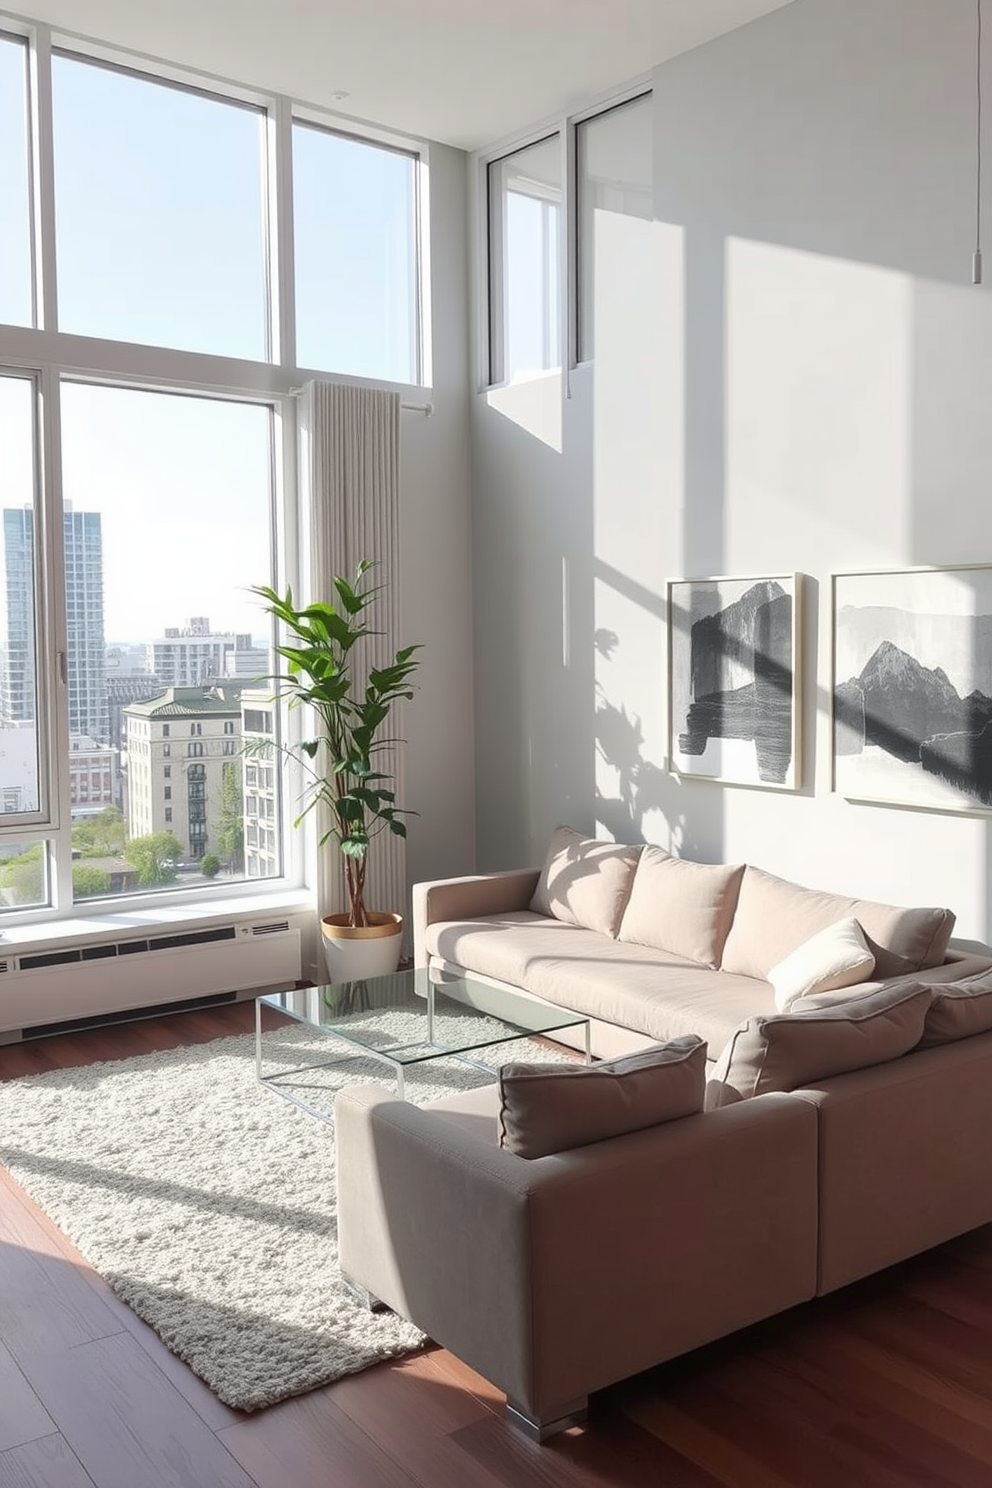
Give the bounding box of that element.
[498,1036,706,1158]
[617,846,745,968]
[528,825,641,937]
[707,982,932,1106]
[918,974,992,1048]
[720,865,954,980]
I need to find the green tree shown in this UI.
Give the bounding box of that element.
[199,853,221,879]
[215,760,244,873]
[125,832,183,887]
[72,864,112,898]
[72,806,126,858]
[0,844,44,905]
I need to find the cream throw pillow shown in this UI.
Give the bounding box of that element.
[498,1036,706,1159]
[768,917,876,1012]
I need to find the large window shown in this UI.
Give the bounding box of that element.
[487,135,561,385]
[0,28,426,925]
[52,55,268,359]
[576,94,652,362]
[293,123,419,383]
[0,34,32,327]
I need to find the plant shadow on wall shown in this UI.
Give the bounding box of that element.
[251,561,421,978]
[594,627,685,849]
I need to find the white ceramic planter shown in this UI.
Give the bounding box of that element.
[319,911,404,984]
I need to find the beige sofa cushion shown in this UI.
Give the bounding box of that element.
[529,826,641,937]
[720,865,954,980]
[498,1036,706,1158]
[918,974,992,1048]
[617,847,745,968]
[707,982,932,1106]
[427,913,776,1054]
[769,917,875,1012]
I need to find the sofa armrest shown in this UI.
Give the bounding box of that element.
[334,1082,818,1424]
[412,869,540,966]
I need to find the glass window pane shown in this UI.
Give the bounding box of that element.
[52,55,267,359]
[0,840,49,910]
[59,384,280,902]
[293,124,418,383]
[0,374,41,818]
[0,34,32,327]
[488,135,561,385]
[576,95,653,363]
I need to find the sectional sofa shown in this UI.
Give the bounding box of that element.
[334,828,992,1439]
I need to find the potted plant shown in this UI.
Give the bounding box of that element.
[251,561,420,982]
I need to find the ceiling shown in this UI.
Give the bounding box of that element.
[3,0,794,151]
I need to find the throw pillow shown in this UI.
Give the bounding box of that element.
[617,846,746,968]
[768,917,876,1012]
[707,982,932,1106]
[498,1036,706,1159]
[528,825,641,937]
[918,974,992,1048]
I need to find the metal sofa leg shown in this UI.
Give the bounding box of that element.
[340,1274,389,1314]
[505,1396,588,1441]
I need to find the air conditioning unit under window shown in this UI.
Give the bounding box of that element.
[0,915,305,1041]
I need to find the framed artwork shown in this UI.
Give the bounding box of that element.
[667,573,802,790]
[832,564,992,814]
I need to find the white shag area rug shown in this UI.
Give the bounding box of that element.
[0,1021,568,1412]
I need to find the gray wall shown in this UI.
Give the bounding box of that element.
[469,0,992,941]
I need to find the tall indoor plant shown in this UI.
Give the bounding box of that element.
[251,560,420,980]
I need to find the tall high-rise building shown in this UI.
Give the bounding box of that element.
[1,504,108,741]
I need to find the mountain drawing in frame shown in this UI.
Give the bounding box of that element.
[832,565,992,814]
[667,573,801,790]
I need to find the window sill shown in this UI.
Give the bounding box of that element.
[0,887,315,957]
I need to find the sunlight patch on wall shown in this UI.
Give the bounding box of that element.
[591,214,683,846]
[725,238,912,568]
[485,371,562,452]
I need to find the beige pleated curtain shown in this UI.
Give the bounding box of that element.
[298,379,406,929]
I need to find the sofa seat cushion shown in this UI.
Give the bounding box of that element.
[426,913,776,1052]
[707,981,933,1106]
[496,1037,707,1159]
[617,847,745,968]
[528,826,642,937]
[720,865,954,981]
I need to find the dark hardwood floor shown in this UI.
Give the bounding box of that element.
[3,1001,992,1487]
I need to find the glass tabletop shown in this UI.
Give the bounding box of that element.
[261,967,587,1067]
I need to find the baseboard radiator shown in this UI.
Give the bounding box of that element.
[0,917,304,1041]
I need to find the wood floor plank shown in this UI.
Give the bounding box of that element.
[15,1332,255,1488]
[0,1338,55,1453]
[218,1386,420,1488]
[0,1228,123,1357]
[0,1433,97,1488]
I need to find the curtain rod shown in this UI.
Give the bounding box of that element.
[289,386,434,417]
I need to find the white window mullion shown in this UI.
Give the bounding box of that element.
[38,363,73,910]
[28,23,58,332]
[269,94,296,370]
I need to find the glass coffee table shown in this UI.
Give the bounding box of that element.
[256,967,591,1122]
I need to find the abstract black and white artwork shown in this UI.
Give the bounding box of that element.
[667,574,801,790]
[833,566,992,813]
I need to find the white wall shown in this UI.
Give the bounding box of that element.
[401,142,477,891]
[470,0,992,942]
